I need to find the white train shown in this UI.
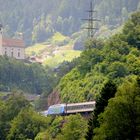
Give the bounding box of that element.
[47,101,95,115]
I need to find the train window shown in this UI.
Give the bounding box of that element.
[72,106,75,110]
[66,103,95,111]
[78,105,81,109]
[77,106,79,109]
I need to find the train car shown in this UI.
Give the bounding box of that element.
[47,101,95,115]
[47,104,66,115]
[66,101,95,114]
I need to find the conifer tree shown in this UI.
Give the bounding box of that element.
[93,77,140,140]
[86,80,117,140]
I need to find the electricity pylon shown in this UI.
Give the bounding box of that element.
[83,1,100,38]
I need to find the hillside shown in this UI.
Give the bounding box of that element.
[0,57,57,94]
[0,2,140,139]
[57,11,140,103]
[26,33,81,67]
[0,0,139,45]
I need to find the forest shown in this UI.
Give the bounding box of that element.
[58,11,140,103]
[0,11,140,140]
[0,57,56,94]
[0,56,78,99]
[0,0,140,44]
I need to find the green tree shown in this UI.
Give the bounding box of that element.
[58,12,140,105]
[84,39,103,50]
[138,1,140,10]
[121,7,128,22]
[0,99,7,140]
[35,116,64,140]
[7,108,49,140]
[86,81,117,140]
[107,62,128,78]
[56,16,63,32]
[0,92,30,140]
[5,92,30,120]
[57,114,87,140]
[0,56,56,95]
[93,77,140,140]
[35,132,51,140]
[123,11,140,49]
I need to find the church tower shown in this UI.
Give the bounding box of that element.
[0,24,3,55]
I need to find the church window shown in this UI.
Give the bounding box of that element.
[18,52,20,57]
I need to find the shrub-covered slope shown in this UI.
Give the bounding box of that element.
[58,12,140,103]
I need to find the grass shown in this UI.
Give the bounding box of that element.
[52,32,67,42]
[26,42,81,68]
[43,50,81,67]
[25,32,81,68]
[49,32,70,46]
[26,43,48,56]
[26,33,69,56]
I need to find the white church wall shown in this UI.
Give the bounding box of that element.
[3,47,25,59]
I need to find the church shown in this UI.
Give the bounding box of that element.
[0,24,25,60]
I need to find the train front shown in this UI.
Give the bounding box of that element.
[47,104,66,115]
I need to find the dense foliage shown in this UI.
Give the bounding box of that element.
[0,0,139,44]
[0,93,51,140]
[93,77,140,140]
[58,11,140,103]
[7,108,49,140]
[0,56,56,94]
[86,81,117,140]
[0,8,139,140]
[35,114,88,140]
[0,93,29,140]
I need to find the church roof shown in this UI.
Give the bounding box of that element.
[2,38,25,48]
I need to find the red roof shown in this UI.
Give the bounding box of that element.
[2,38,25,48]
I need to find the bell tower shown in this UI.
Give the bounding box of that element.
[0,24,3,55]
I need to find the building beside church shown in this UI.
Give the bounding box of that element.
[0,24,25,60]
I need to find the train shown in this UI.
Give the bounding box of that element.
[46,101,96,115]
